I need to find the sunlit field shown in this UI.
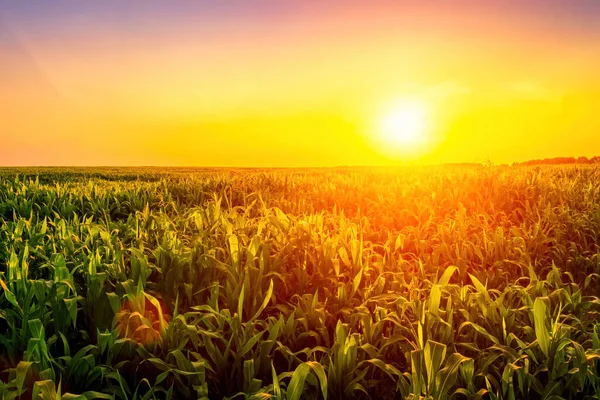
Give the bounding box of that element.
[0,165,599,399]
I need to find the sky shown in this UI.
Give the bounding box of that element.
[1,0,599,166]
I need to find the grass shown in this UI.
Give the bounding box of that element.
[0,165,599,399]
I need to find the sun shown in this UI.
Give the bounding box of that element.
[379,101,427,148]
[368,99,434,159]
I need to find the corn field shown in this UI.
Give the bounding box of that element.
[0,166,599,399]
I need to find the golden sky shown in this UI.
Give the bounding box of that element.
[1,1,600,166]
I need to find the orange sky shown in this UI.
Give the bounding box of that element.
[1,1,599,166]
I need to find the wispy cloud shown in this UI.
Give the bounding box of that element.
[507,81,562,103]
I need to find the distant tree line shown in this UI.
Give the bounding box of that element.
[518,156,600,166]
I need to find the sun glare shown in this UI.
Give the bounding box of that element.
[380,102,427,147]
[369,99,434,159]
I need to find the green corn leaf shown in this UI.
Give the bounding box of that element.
[424,340,447,391]
[436,353,471,397]
[0,277,21,312]
[33,380,57,399]
[428,285,442,316]
[438,266,458,287]
[228,234,240,267]
[16,361,34,395]
[286,363,312,400]
[248,279,274,323]
[533,297,551,358]
[286,361,327,400]
[272,362,282,398]
[411,349,424,396]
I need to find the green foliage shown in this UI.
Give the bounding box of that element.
[0,166,599,399]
